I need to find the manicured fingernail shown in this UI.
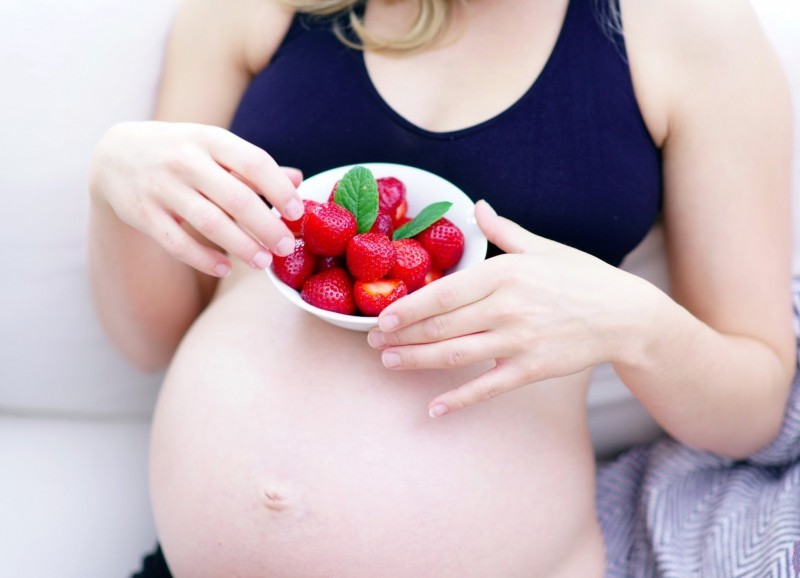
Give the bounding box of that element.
[214,263,231,277]
[286,199,304,221]
[367,331,385,348]
[251,251,272,270]
[379,315,399,332]
[429,404,448,418]
[382,351,401,368]
[479,199,497,216]
[275,236,295,256]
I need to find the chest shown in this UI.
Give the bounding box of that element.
[361,0,570,133]
[230,1,662,266]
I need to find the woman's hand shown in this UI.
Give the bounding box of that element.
[367,200,660,417]
[89,121,304,277]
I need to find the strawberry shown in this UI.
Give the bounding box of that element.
[369,211,394,237]
[389,239,431,292]
[394,215,412,229]
[327,180,340,203]
[377,177,407,224]
[415,217,465,270]
[271,238,317,290]
[346,233,396,281]
[282,199,320,237]
[300,268,356,315]
[354,279,408,316]
[393,198,408,224]
[303,202,357,256]
[315,255,344,273]
[423,267,444,286]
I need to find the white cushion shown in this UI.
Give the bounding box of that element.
[0,1,179,576]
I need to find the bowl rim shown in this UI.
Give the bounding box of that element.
[266,162,488,329]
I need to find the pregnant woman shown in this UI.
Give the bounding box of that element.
[88,0,795,576]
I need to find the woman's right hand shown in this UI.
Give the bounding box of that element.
[89,121,304,277]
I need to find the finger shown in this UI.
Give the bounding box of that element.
[281,166,304,188]
[379,332,505,371]
[188,160,296,257]
[368,303,491,348]
[475,200,548,256]
[377,267,497,332]
[207,129,304,221]
[427,362,525,417]
[171,188,275,270]
[148,210,232,277]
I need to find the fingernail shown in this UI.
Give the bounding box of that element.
[275,236,296,256]
[429,404,448,418]
[379,314,399,332]
[214,263,231,277]
[382,351,400,368]
[367,331,386,348]
[251,251,272,270]
[286,199,304,221]
[479,200,497,216]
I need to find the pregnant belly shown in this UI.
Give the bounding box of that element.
[149,269,603,578]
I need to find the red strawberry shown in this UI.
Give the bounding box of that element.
[327,180,340,203]
[282,199,320,237]
[271,238,317,290]
[393,198,408,224]
[377,177,407,223]
[415,218,465,270]
[394,215,412,229]
[303,202,357,256]
[315,255,344,273]
[300,268,356,315]
[354,279,408,316]
[369,212,394,237]
[423,268,444,286]
[346,233,396,281]
[389,239,431,292]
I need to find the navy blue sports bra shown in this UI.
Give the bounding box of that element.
[230,0,662,266]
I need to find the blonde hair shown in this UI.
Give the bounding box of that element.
[278,0,460,52]
[279,0,622,53]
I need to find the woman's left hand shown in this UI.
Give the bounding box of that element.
[367,200,659,417]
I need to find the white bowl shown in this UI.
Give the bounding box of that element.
[266,162,488,331]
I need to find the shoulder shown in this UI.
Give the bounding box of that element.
[171,0,295,75]
[156,0,296,123]
[619,0,785,146]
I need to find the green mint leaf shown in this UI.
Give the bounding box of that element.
[333,166,379,233]
[392,201,452,240]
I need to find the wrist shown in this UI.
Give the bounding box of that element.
[604,271,674,371]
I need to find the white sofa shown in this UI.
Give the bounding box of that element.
[0,1,179,576]
[0,1,796,577]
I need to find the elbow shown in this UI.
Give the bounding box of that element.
[714,421,783,462]
[103,323,178,374]
[711,368,797,461]
[94,303,184,374]
[722,336,798,460]
[116,335,176,374]
[126,348,173,374]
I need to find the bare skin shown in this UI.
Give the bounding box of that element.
[88,0,794,576]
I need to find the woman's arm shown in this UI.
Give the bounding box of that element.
[88,0,298,371]
[613,0,796,458]
[366,0,795,460]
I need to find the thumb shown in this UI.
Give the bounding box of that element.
[475,200,539,255]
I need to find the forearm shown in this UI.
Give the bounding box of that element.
[614,282,796,459]
[88,193,210,371]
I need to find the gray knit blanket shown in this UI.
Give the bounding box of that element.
[597,277,800,578]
